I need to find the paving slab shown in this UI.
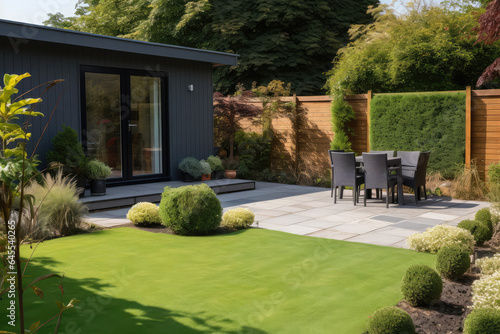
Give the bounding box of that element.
[346,233,406,247]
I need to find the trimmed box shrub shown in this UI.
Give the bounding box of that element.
[477,254,500,275]
[159,184,222,235]
[407,224,475,254]
[221,208,255,229]
[463,308,500,334]
[370,92,465,177]
[366,306,415,334]
[401,265,442,307]
[458,219,491,246]
[178,157,203,178]
[436,244,470,280]
[471,271,500,310]
[475,208,493,232]
[127,202,163,227]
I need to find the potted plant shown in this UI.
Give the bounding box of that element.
[200,160,212,181]
[178,157,202,182]
[86,159,112,196]
[224,158,239,179]
[207,155,225,179]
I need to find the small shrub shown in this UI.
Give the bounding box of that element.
[458,219,491,246]
[221,208,255,229]
[477,254,500,275]
[464,308,500,334]
[492,212,500,227]
[46,124,86,169]
[489,162,500,185]
[471,271,500,310]
[26,171,88,238]
[199,160,212,175]
[366,306,415,334]
[86,159,111,180]
[159,184,222,235]
[475,208,493,232]
[178,157,203,178]
[407,224,475,254]
[436,244,470,280]
[127,202,163,227]
[207,155,224,172]
[401,265,443,307]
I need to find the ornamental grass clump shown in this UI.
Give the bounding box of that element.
[221,208,255,229]
[477,254,500,275]
[366,306,415,334]
[436,244,470,281]
[401,265,442,307]
[458,219,491,246]
[407,224,475,254]
[159,184,222,235]
[463,308,500,334]
[127,202,163,227]
[471,271,500,310]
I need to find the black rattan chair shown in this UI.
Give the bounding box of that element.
[400,151,431,203]
[362,153,398,208]
[329,149,344,198]
[331,152,364,205]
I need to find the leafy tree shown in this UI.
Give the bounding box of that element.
[475,0,500,86]
[326,2,500,94]
[45,0,379,95]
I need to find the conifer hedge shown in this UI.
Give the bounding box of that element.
[370,92,465,176]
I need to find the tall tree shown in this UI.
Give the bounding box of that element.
[45,0,378,95]
[475,0,500,86]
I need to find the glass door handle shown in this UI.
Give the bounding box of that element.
[128,124,138,127]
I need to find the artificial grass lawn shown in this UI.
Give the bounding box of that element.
[16,228,435,333]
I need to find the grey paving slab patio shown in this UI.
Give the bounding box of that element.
[85,181,490,248]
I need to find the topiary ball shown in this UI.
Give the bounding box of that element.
[463,308,500,334]
[159,184,222,235]
[221,208,255,229]
[366,306,415,334]
[475,208,493,233]
[401,265,442,307]
[458,219,491,246]
[127,202,163,227]
[436,244,470,281]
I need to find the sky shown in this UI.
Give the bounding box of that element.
[0,0,417,26]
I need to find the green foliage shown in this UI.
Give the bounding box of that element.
[330,88,355,151]
[46,125,86,171]
[327,4,500,94]
[370,92,465,176]
[199,160,212,175]
[475,208,493,232]
[206,155,224,172]
[178,157,202,178]
[436,244,470,280]
[489,162,500,185]
[126,202,163,227]
[26,171,88,238]
[477,254,500,275]
[221,208,255,230]
[458,219,491,246]
[464,308,500,334]
[366,306,415,334]
[401,264,443,307]
[407,224,475,254]
[85,159,111,180]
[159,184,222,235]
[235,131,272,178]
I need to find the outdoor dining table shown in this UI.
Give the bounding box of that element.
[355,156,404,205]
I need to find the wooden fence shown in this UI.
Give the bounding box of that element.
[233,88,500,180]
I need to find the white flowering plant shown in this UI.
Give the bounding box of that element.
[477,254,500,276]
[407,224,475,254]
[471,271,500,310]
[221,208,255,229]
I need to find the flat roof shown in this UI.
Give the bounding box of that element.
[0,19,239,67]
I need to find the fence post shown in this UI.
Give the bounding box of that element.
[366,90,372,152]
[292,94,299,172]
[465,86,472,167]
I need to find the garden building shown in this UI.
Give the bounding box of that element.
[0,19,238,184]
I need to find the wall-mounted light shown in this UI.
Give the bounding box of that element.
[187,84,194,92]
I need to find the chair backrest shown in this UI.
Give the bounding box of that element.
[328,149,344,165]
[414,151,431,186]
[362,153,389,189]
[370,150,395,158]
[331,152,357,187]
[397,151,420,167]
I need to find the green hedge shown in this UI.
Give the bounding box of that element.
[370,92,465,176]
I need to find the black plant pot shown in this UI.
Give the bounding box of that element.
[76,177,87,198]
[90,179,106,196]
[180,171,196,182]
[214,171,225,180]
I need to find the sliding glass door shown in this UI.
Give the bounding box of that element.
[82,67,167,182]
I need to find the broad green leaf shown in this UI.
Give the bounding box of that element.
[30,285,44,299]
[29,321,40,332]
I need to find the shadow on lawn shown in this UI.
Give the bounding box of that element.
[20,256,268,334]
